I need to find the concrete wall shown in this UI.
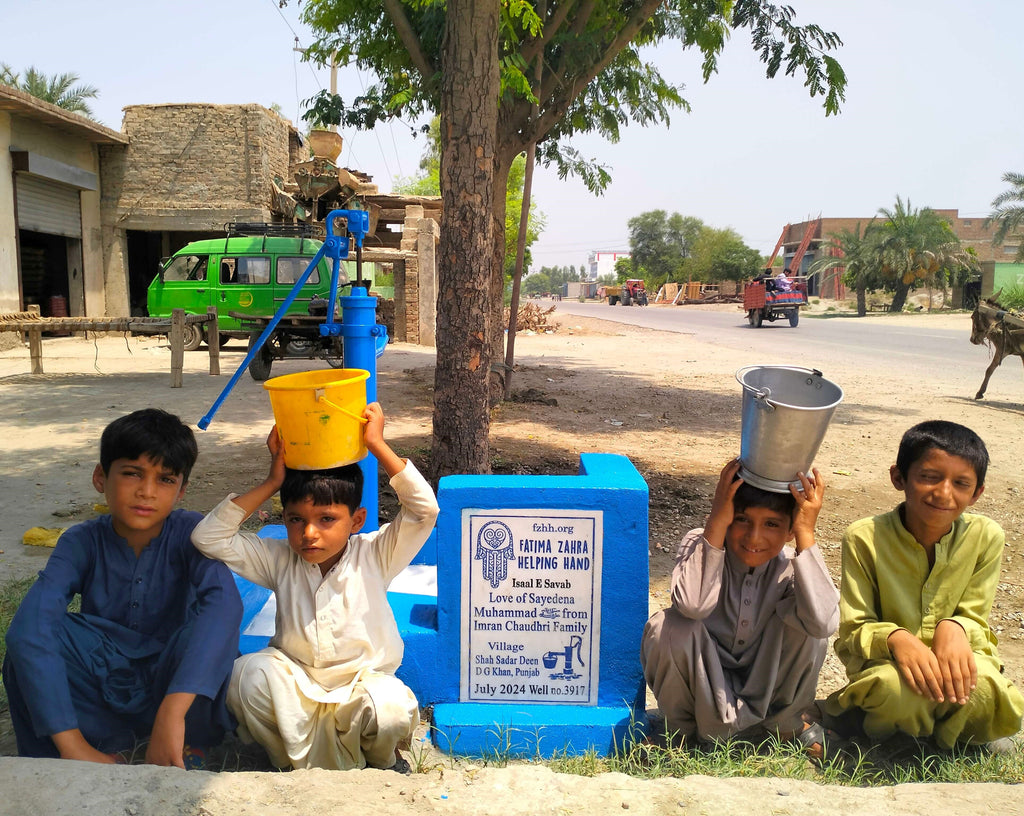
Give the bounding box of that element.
[394,206,439,347]
[994,263,1024,294]
[0,112,18,315]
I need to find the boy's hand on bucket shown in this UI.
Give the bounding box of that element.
[704,458,744,550]
[789,468,824,552]
[225,427,287,520]
[265,426,287,488]
[363,402,385,449]
[362,403,406,478]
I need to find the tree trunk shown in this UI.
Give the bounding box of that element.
[504,140,537,401]
[487,153,513,403]
[856,286,867,317]
[431,0,499,480]
[889,280,911,313]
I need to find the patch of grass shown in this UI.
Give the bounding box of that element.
[0,576,37,711]
[996,283,1024,312]
[548,728,1024,786]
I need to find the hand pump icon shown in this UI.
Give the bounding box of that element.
[542,635,584,680]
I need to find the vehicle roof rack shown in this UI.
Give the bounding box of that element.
[225,222,317,238]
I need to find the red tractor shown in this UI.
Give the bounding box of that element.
[600,279,648,306]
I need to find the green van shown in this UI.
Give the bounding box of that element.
[146,225,364,350]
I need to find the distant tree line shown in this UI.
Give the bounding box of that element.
[521,265,588,297]
[622,210,763,293]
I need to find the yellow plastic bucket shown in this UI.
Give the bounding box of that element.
[263,369,370,470]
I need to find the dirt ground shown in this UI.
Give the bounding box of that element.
[1,303,1022,812]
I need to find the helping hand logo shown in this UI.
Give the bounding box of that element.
[475,520,515,588]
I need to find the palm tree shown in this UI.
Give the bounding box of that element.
[872,197,975,312]
[808,222,878,316]
[988,171,1024,262]
[0,63,99,118]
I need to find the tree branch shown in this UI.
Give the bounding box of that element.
[528,0,663,147]
[521,0,577,65]
[381,0,436,79]
[567,0,596,36]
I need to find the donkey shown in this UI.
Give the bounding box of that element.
[970,295,1024,399]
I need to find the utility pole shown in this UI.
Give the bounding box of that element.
[293,39,339,132]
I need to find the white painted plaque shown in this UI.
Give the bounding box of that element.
[460,509,602,705]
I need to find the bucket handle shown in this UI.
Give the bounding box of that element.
[753,385,775,413]
[315,389,369,425]
[736,366,825,414]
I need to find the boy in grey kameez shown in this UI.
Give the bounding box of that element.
[641,459,839,754]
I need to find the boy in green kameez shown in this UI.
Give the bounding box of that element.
[826,420,1023,751]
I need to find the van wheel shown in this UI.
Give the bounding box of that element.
[182,323,203,352]
[247,333,273,381]
[203,327,231,349]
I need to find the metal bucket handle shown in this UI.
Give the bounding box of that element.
[735,365,825,414]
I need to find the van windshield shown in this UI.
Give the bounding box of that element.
[163,254,207,282]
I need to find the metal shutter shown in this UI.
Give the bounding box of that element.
[15,174,82,238]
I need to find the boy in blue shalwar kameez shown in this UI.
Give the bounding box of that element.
[3,408,241,767]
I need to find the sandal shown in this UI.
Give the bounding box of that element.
[785,719,860,771]
[390,747,412,775]
[792,721,829,762]
[182,745,208,771]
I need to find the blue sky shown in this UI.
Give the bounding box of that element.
[3,0,1022,270]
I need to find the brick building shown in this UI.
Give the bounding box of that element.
[777,213,1022,301]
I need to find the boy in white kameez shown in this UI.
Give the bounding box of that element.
[641,458,839,756]
[191,402,439,771]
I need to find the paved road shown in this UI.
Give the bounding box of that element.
[548,299,987,375]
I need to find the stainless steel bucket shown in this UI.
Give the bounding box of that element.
[736,365,844,493]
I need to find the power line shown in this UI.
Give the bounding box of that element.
[262,0,424,188]
[533,238,631,250]
[264,0,322,124]
[265,0,300,39]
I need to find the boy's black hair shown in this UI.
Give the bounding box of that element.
[100,408,198,481]
[895,420,989,486]
[280,464,363,514]
[733,482,796,523]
